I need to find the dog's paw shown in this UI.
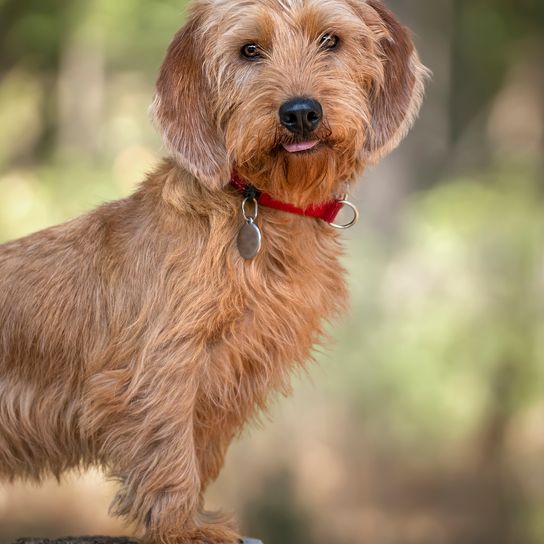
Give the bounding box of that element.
[143,525,241,544]
[182,524,241,544]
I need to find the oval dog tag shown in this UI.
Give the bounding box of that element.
[237,219,262,260]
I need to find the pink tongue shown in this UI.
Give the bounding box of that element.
[283,141,319,153]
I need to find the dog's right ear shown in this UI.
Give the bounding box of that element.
[152,13,230,190]
[353,0,428,164]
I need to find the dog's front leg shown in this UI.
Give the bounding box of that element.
[85,358,240,544]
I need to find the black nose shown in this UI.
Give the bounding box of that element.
[279,97,323,136]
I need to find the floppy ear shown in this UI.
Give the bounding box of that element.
[362,0,428,163]
[152,14,230,190]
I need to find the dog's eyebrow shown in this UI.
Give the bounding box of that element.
[218,11,276,46]
[301,13,365,40]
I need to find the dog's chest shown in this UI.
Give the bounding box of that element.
[197,216,347,416]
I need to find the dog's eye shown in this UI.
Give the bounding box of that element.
[319,33,340,50]
[241,43,262,60]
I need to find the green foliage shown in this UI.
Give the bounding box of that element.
[322,166,544,452]
[0,0,70,72]
[452,0,544,139]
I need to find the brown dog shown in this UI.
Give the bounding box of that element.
[0,0,426,542]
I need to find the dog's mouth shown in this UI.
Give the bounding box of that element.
[282,140,320,154]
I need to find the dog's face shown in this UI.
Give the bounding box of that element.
[153,0,426,207]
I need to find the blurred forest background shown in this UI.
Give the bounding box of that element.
[0,0,543,543]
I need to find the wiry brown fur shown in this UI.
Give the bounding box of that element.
[0,1,426,542]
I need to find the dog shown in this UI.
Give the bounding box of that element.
[0,0,426,542]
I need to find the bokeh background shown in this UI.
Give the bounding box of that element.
[0,1,543,543]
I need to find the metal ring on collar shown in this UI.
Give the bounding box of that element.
[242,197,259,222]
[330,200,360,230]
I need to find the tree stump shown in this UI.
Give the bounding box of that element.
[13,539,137,544]
[13,538,263,544]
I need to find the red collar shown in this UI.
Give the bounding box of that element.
[230,172,344,225]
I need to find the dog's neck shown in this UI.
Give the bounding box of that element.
[153,159,358,232]
[229,171,347,226]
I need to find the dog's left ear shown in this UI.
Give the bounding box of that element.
[360,0,428,163]
[152,13,230,190]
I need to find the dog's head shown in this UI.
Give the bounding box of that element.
[153,0,427,207]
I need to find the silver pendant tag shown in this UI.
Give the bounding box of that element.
[237,197,262,260]
[237,219,262,260]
